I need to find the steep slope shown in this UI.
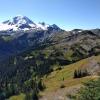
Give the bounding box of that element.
[9,55,100,100]
[40,55,100,100]
[0,16,99,62]
[0,16,99,100]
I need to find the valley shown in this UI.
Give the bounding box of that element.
[0,16,99,100]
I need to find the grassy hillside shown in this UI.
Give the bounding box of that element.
[9,55,100,100]
[42,55,100,92]
[9,94,25,100]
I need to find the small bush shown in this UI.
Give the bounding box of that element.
[60,84,65,88]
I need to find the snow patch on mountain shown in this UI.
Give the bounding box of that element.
[0,15,61,33]
[0,16,47,31]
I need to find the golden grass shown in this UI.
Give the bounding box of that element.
[43,55,100,92]
[9,55,100,99]
[9,93,25,100]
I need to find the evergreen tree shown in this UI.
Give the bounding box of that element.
[37,79,44,91]
[0,88,5,100]
[74,69,89,78]
[74,70,78,78]
[32,89,38,100]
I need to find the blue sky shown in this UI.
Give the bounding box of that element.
[0,0,100,30]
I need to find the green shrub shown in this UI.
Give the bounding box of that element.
[76,78,100,100]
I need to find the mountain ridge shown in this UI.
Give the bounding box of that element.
[0,15,61,32]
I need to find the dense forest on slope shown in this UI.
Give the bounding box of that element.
[0,29,99,99]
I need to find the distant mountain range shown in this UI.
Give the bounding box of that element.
[0,15,61,33]
[0,15,99,61]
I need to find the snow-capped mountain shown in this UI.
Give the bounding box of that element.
[0,15,60,32]
[0,16,35,31]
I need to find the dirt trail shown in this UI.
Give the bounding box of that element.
[39,85,81,100]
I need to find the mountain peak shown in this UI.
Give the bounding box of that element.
[1,16,37,31]
[3,15,34,25]
[0,15,61,32]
